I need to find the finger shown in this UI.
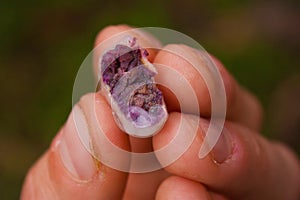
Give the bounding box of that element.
[122,136,170,200]
[122,135,170,200]
[123,169,170,200]
[154,44,263,130]
[153,112,300,199]
[156,176,228,200]
[156,176,212,200]
[21,93,130,199]
[93,24,162,79]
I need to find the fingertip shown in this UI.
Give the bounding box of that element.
[154,44,212,116]
[154,44,238,116]
[94,24,161,62]
[94,24,133,47]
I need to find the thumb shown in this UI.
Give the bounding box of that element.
[21,93,130,199]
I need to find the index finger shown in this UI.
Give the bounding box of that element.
[154,44,263,131]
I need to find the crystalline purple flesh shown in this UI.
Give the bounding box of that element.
[101,44,165,128]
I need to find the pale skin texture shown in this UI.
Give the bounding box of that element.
[21,25,300,200]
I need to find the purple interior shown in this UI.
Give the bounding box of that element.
[101,44,142,91]
[101,44,164,125]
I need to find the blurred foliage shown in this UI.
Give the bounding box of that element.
[0,0,299,199]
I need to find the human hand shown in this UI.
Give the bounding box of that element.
[21,25,300,200]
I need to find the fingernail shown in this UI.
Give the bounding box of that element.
[58,105,96,180]
[200,120,233,164]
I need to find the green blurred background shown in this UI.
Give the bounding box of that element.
[1,0,299,199]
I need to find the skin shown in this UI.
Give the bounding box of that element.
[21,25,300,200]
